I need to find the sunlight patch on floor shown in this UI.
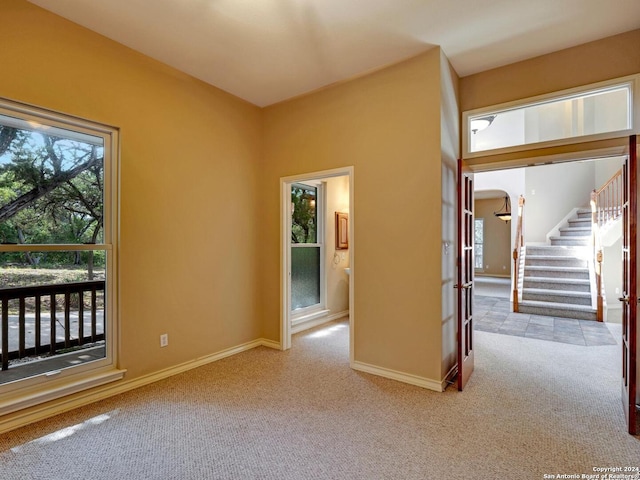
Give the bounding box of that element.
[11,410,119,453]
[308,324,347,339]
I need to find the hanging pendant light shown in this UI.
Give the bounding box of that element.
[494,195,511,222]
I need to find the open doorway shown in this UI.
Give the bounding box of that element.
[466,154,634,432]
[474,156,625,325]
[460,75,639,433]
[280,167,354,362]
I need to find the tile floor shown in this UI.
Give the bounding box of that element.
[474,295,619,346]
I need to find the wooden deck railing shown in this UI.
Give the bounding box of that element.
[0,280,105,371]
[591,168,624,322]
[512,195,525,312]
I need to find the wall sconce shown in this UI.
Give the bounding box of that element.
[470,114,497,134]
[494,195,511,222]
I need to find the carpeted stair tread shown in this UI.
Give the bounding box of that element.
[523,276,590,285]
[525,245,588,256]
[524,255,587,267]
[518,299,596,312]
[525,255,586,260]
[560,225,591,235]
[549,236,590,246]
[523,278,591,293]
[568,219,591,227]
[518,300,598,320]
[522,288,591,298]
[525,265,588,273]
[522,288,592,306]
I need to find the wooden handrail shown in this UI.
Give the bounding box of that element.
[512,195,525,312]
[594,169,623,227]
[591,168,623,322]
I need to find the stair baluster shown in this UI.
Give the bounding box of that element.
[512,195,525,312]
[592,168,624,322]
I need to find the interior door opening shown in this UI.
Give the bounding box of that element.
[281,167,354,363]
[473,147,638,433]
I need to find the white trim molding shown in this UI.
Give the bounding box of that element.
[260,339,281,350]
[462,74,640,160]
[280,166,354,361]
[351,361,447,393]
[0,369,126,418]
[291,310,348,334]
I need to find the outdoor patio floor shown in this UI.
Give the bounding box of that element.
[0,345,105,385]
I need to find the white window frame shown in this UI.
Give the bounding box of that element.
[289,181,326,317]
[0,97,123,416]
[462,74,640,160]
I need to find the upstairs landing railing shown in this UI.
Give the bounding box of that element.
[591,168,623,321]
[512,195,525,312]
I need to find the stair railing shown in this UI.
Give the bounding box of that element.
[590,168,623,322]
[512,195,525,312]
[593,169,623,226]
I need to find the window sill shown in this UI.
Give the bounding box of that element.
[291,309,330,326]
[0,368,126,417]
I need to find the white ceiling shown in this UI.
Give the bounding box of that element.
[28,0,640,107]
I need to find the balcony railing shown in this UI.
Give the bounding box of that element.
[0,280,105,371]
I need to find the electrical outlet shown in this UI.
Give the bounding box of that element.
[160,334,168,347]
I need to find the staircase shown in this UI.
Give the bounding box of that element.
[518,208,597,320]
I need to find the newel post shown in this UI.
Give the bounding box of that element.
[512,248,519,312]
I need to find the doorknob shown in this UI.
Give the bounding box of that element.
[619,294,629,303]
[454,282,473,289]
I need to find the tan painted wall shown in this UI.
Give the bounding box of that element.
[460,29,640,112]
[325,176,350,316]
[263,49,445,381]
[474,199,511,276]
[0,0,263,391]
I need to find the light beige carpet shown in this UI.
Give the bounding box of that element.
[1,320,638,479]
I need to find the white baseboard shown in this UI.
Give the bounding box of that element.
[291,310,348,334]
[351,360,445,392]
[0,338,278,434]
[260,338,282,350]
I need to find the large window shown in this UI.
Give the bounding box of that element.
[0,98,121,414]
[290,183,323,313]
